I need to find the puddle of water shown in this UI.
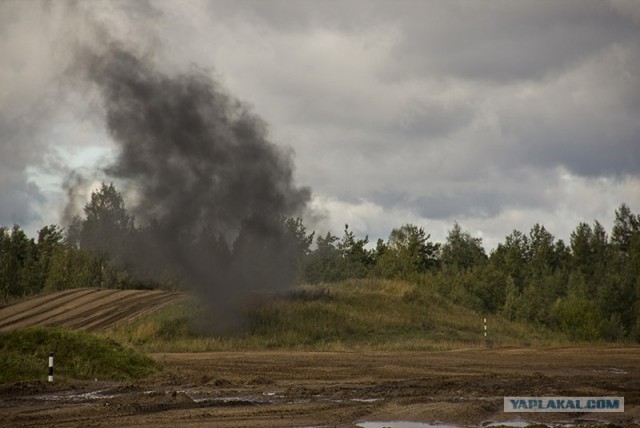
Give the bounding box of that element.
[355,423,458,428]
[199,396,263,405]
[591,368,628,375]
[35,389,118,402]
[484,422,533,428]
[483,420,617,427]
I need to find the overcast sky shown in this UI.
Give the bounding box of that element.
[1,0,639,250]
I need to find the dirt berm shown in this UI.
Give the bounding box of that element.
[0,288,184,332]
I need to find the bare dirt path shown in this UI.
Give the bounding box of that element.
[1,348,639,427]
[0,288,184,332]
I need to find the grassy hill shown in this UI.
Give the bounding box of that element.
[0,327,158,383]
[108,279,566,351]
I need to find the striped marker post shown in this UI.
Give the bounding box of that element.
[483,318,487,337]
[48,353,54,383]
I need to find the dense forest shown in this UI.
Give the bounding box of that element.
[1,183,639,342]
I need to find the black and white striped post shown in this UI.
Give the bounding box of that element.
[48,353,54,383]
[483,318,487,338]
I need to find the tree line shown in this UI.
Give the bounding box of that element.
[1,183,639,341]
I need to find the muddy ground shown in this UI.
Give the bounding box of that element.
[1,347,639,427]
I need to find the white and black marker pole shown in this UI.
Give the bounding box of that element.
[48,353,54,383]
[483,318,487,338]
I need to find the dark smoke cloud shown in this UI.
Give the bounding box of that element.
[72,42,310,331]
[83,44,309,234]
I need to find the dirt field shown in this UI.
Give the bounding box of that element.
[0,288,184,332]
[1,347,639,427]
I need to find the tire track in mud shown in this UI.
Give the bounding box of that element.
[0,288,185,332]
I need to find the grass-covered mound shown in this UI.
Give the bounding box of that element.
[0,327,158,383]
[109,279,564,351]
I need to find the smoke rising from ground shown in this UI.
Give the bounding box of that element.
[82,43,309,234]
[71,41,311,331]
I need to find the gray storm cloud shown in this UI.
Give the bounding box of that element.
[1,0,639,255]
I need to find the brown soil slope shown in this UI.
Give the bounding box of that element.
[0,288,184,332]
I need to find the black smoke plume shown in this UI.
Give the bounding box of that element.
[74,43,311,331]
